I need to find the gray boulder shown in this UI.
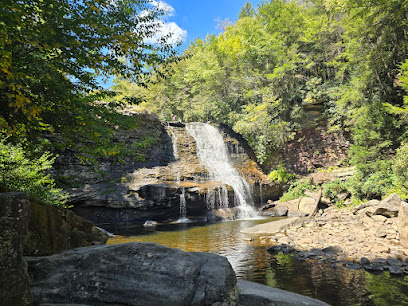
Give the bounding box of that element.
[373,193,401,218]
[398,200,408,246]
[27,242,238,305]
[237,280,328,305]
[352,200,380,215]
[352,194,401,218]
[0,192,32,305]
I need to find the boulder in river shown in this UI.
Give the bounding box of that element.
[27,241,328,305]
[27,242,238,305]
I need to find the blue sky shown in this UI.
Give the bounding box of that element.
[159,0,260,50]
[100,0,260,88]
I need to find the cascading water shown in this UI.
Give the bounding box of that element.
[166,123,179,160]
[167,123,190,223]
[187,122,258,218]
[177,186,190,223]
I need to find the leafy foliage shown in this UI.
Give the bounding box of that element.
[0,139,66,205]
[111,0,408,203]
[321,179,348,203]
[268,164,296,184]
[280,178,317,202]
[0,0,176,141]
[393,143,408,195]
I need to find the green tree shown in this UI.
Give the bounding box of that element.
[0,139,67,205]
[239,2,255,19]
[0,0,176,135]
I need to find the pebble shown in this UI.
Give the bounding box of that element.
[388,266,403,275]
[360,257,370,265]
[386,257,403,267]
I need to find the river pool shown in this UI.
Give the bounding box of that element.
[105,218,408,305]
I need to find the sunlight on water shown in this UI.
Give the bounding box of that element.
[106,218,408,306]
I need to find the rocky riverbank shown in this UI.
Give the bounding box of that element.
[1,191,328,305]
[242,193,408,275]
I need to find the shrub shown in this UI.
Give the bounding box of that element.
[0,139,67,206]
[393,143,408,194]
[322,179,348,203]
[280,178,317,202]
[347,159,394,200]
[268,164,296,183]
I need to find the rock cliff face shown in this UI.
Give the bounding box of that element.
[282,126,350,174]
[54,114,280,225]
[0,193,32,305]
[24,199,109,256]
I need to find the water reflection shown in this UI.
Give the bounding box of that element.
[106,219,408,305]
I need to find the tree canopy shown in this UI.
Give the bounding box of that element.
[112,0,408,199]
[0,0,176,136]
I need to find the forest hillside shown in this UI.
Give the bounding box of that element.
[1,0,408,207]
[110,0,408,205]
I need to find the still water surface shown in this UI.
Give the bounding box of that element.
[106,219,408,305]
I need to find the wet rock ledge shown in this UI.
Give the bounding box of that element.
[242,193,408,275]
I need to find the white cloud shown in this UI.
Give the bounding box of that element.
[150,0,175,16]
[145,21,187,46]
[141,1,186,46]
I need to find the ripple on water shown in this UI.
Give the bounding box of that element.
[105,218,408,306]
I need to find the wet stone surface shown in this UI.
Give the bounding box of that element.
[251,194,408,276]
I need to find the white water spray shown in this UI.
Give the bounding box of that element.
[187,122,258,218]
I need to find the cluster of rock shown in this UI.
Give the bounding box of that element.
[243,193,408,275]
[261,190,321,218]
[1,192,327,305]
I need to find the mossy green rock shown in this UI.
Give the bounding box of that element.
[24,200,108,256]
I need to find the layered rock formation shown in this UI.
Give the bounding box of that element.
[24,199,109,256]
[53,114,280,225]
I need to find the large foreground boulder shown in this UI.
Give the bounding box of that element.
[24,200,108,256]
[27,242,238,305]
[0,192,32,305]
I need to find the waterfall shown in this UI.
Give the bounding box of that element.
[166,123,179,160]
[186,122,258,218]
[178,187,189,223]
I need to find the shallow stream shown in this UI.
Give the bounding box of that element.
[106,219,408,305]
